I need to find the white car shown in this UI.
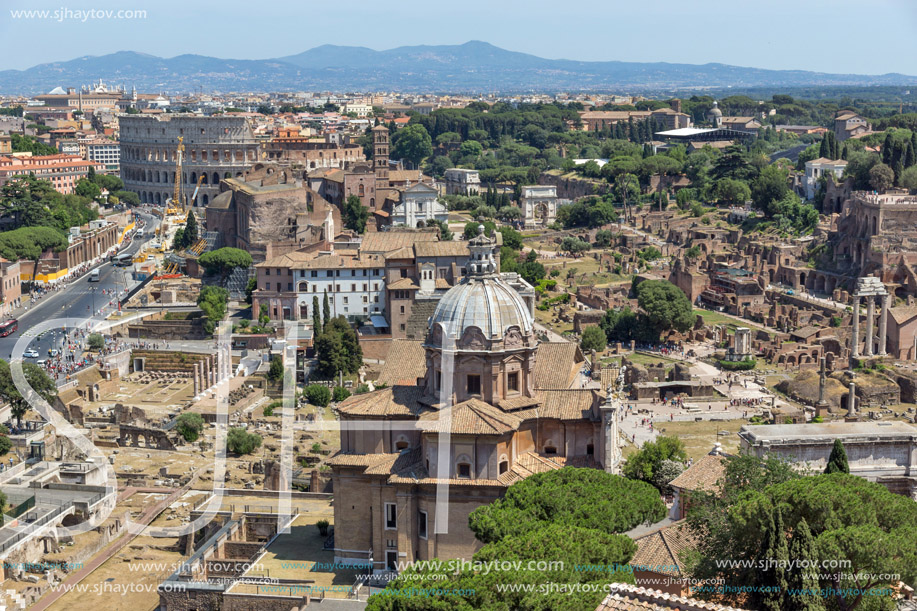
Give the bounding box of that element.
[23,349,39,358]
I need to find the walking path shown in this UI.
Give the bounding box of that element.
[30,481,193,611]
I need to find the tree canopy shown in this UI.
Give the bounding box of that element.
[636,280,696,338]
[0,359,56,426]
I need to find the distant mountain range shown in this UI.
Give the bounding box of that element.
[0,41,914,95]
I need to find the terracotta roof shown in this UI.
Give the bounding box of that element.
[596,584,750,611]
[538,389,601,420]
[256,250,384,270]
[667,453,726,493]
[383,246,415,260]
[376,339,427,386]
[533,342,584,389]
[360,231,438,254]
[418,398,522,435]
[326,452,399,469]
[495,395,540,411]
[498,452,596,486]
[889,305,917,325]
[336,384,426,418]
[386,277,420,290]
[388,169,423,183]
[631,521,698,578]
[414,241,470,258]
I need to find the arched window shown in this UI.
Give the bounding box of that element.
[298,282,308,292]
[213,172,220,185]
[201,173,208,185]
[395,435,409,451]
[190,171,197,184]
[543,442,557,455]
[202,194,209,206]
[358,184,365,196]
[498,454,509,475]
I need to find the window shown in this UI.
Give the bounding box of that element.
[457,462,471,479]
[265,282,271,291]
[395,437,409,451]
[385,503,397,529]
[400,306,405,314]
[343,297,348,304]
[351,270,356,277]
[400,324,406,331]
[418,511,428,540]
[544,445,557,455]
[311,271,318,278]
[499,460,509,475]
[434,370,441,390]
[287,283,293,291]
[326,271,333,277]
[507,372,519,392]
[467,375,481,395]
[265,269,270,276]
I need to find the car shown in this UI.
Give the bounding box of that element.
[36,359,47,367]
[49,349,59,357]
[23,349,39,358]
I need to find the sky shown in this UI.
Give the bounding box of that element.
[1,0,916,75]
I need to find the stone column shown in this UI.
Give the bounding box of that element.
[193,362,200,396]
[865,296,875,357]
[850,295,860,365]
[878,294,889,356]
[847,381,857,418]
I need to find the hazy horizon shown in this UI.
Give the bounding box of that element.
[1,0,915,75]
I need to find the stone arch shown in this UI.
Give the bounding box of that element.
[799,272,807,288]
[202,194,209,206]
[213,172,220,185]
[190,171,197,184]
[455,454,473,479]
[155,192,161,205]
[224,172,231,179]
[298,282,308,292]
[872,216,877,235]
[498,454,509,475]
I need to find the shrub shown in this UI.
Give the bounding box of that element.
[354,384,370,395]
[718,358,756,371]
[175,413,205,443]
[311,442,322,453]
[316,519,330,536]
[332,386,351,402]
[267,355,284,382]
[226,427,262,455]
[304,384,332,407]
[87,333,105,351]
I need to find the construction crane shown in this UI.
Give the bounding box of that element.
[165,136,185,217]
[188,174,205,207]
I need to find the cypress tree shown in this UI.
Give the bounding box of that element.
[312,296,321,332]
[841,143,848,160]
[184,211,199,245]
[628,117,636,142]
[786,518,827,611]
[883,133,894,165]
[322,290,331,331]
[819,136,829,159]
[911,132,917,162]
[906,142,915,169]
[759,507,790,611]
[824,438,849,474]
[832,133,840,160]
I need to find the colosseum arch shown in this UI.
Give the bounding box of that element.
[202,194,209,206]
[213,172,220,185]
[155,193,161,205]
[190,171,197,184]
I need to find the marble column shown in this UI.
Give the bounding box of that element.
[865,296,875,357]
[878,294,889,356]
[847,381,856,418]
[850,295,860,364]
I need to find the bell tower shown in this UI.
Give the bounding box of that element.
[372,124,389,190]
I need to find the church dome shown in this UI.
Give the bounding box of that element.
[708,100,723,118]
[427,228,533,347]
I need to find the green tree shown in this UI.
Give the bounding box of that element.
[342,194,368,233]
[0,226,68,263]
[175,413,205,442]
[636,280,696,338]
[74,178,101,201]
[580,325,606,352]
[426,218,452,241]
[714,178,751,206]
[622,436,687,487]
[391,124,433,168]
[304,384,332,407]
[498,226,523,250]
[594,229,613,248]
[197,286,229,335]
[315,317,362,378]
[900,165,917,193]
[226,427,262,455]
[560,236,591,257]
[0,359,57,426]
[198,248,252,286]
[333,386,351,402]
[87,333,104,351]
[869,162,895,192]
[824,438,850,474]
[267,355,284,382]
[172,227,186,251]
[184,211,199,245]
[752,164,790,211]
[312,296,321,332]
[469,467,666,544]
[322,290,331,330]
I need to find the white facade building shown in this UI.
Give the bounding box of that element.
[804,158,847,200]
[443,168,481,195]
[391,183,449,227]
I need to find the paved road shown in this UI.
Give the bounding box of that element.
[0,213,159,362]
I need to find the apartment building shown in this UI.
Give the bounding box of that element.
[0,154,104,194]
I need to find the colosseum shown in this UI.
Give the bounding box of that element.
[119,114,260,207]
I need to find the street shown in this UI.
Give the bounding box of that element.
[0,213,159,363]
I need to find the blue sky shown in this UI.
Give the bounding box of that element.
[1,0,916,74]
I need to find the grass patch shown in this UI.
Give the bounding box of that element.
[651,418,747,460]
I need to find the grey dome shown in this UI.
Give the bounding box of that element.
[708,101,723,117]
[429,276,533,343]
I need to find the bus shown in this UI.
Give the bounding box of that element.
[0,319,18,337]
[89,269,100,282]
[113,254,133,267]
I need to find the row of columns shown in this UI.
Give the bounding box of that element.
[192,350,233,396]
[850,293,889,362]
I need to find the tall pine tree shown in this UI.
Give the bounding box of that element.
[184,211,199,246]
